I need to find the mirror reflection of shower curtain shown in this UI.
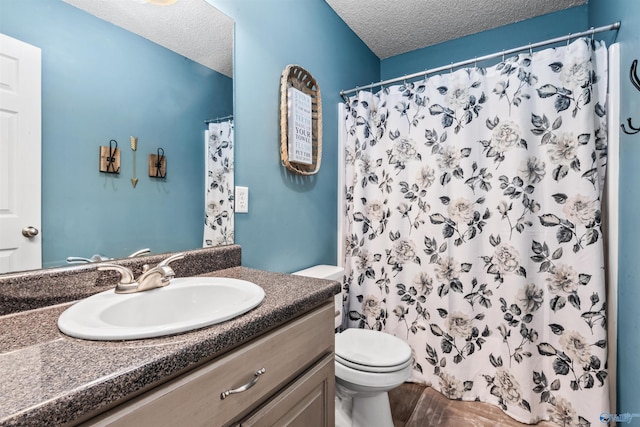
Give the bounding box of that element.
[342,38,610,425]
[203,120,234,247]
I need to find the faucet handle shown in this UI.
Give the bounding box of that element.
[97,264,135,284]
[128,248,151,258]
[157,253,185,267]
[66,256,93,264]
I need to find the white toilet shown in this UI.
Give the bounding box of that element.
[292,265,413,427]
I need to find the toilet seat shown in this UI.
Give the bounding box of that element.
[335,328,412,369]
[335,353,413,373]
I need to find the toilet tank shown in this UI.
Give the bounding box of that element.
[292,265,344,329]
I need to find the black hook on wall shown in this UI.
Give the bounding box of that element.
[621,59,640,135]
[629,59,640,91]
[99,139,120,174]
[106,140,119,173]
[621,117,640,135]
[149,147,166,178]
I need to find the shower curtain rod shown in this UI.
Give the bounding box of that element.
[204,114,234,124]
[339,21,620,99]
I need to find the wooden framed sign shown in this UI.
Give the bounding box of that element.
[279,64,322,175]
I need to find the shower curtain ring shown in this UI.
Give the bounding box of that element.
[450,63,453,74]
[474,57,477,69]
[529,43,533,56]
[567,33,572,46]
[591,27,596,43]
[502,50,505,62]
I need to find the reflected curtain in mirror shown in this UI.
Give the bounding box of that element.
[204,120,235,247]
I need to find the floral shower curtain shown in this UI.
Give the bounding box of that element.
[343,39,609,425]
[203,120,234,246]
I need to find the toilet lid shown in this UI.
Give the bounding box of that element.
[335,353,413,373]
[335,329,412,368]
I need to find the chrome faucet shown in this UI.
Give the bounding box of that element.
[66,248,151,264]
[97,253,185,294]
[66,254,112,264]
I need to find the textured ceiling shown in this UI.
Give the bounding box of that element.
[325,0,587,59]
[62,0,233,77]
[61,0,588,78]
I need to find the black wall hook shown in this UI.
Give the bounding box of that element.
[621,117,640,135]
[107,140,119,173]
[99,139,120,174]
[154,148,165,177]
[621,59,640,135]
[630,59,640,91]
[148,147,166,178]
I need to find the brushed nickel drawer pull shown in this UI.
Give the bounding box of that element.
[220,368,266,400]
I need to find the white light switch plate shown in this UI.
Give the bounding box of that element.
[235,186,248,213]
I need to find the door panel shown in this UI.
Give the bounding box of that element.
[0,33,41,273]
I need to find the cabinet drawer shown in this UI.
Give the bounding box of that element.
[240,353,335,427]
[83,302,334,427]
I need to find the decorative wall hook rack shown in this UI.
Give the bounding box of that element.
[99,139,120,174]
[149,147,166,178]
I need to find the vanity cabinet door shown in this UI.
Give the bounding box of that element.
[240,353,335,427]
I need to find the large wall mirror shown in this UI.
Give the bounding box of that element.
[0,0,234,273]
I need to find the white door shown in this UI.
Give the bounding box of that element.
[0,33,41,273]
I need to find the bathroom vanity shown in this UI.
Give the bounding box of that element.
[82,303,335,426]
[0,246,340,426]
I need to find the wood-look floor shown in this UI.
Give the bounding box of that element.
[389,383,557,427]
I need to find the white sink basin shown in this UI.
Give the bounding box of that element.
[58,277,265,340]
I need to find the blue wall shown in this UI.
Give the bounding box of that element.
[0,0,232,267]
[588,0,640,419]
[209,0,379,273]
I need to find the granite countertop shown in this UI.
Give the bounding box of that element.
[0,266,340,427]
